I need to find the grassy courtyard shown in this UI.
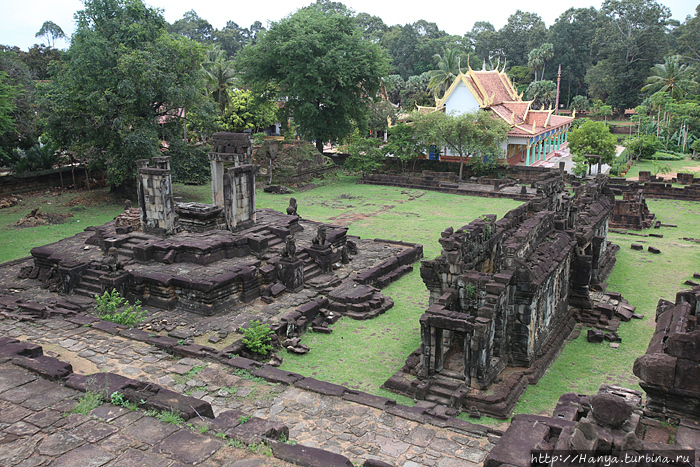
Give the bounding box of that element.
[1,176,699,422]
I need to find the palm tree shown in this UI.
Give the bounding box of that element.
[528,43,554,81]
[427,49,466,99]
[642,55,698,99]
[202,47,237,113]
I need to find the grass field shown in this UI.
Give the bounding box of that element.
[2,176,698,422]
[623,155,700,180]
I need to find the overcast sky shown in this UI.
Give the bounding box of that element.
[1,0,696,51]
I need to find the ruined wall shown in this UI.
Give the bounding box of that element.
[136,156,176,235]
[634,287,700,419]
[407,175,615,412]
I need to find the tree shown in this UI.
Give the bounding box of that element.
[344,135,384,176]
[571,95,590,112]
[676,5,700,63]
[236,5,390,153]
[590,0,671,110]
[568,120,618,173]
[0,51,38,162]
[641,55,698,99]
[202,47,236,112]
[35,21,65,48]
[498,11,547,67]
[427,48,465,98]
[0,71,17,163]
[624,134,661,159]
[384,122,424,172]
[526,80,556,109]
[43,0,206,194]
[168,10,213,43]
[219,88,278,133]
[527,43,553,81]
[413,110,509,180]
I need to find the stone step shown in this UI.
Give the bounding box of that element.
[428,384,454,399]
[433,375,463,390]
[425,394,452,406]
[74,284,101,297]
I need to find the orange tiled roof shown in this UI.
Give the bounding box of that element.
[433,67,574,138]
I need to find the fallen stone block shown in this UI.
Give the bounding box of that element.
[363,460,394,467]
[251,366,304,385]
[0,341,43,358]
[269,440,353,467]
[648,246,661,254]
[630,243,643,250]
[649,233,663,238]
[587,329,605,343]
[12,355,72,380]
[145,387,214,420]
[225,417,288,445]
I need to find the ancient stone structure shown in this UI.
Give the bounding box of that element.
[485,385,695,467]
[609,189,656,230]
[634,286,700,420]
[385,174,618,418]
[136,156,176,235]
[175,202,223,233]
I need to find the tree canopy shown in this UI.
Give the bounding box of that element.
[236,5,390,153]
[43,0,205,193]
[567,120,618,164]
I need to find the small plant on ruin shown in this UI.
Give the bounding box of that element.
[156,408,185,426]
[70,390,103,415]
[94,289,147,327]
[238,414,252,424]
[242,320,274,356]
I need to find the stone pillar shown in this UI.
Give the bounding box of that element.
[276,257,304,292]
[137,156,176,235]
[209,158,225,207]
[223,165,257,232]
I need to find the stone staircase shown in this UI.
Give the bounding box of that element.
[73,267,103,298]
[424,375,468,409]
[115,234,151,259]
[296,251,322,281]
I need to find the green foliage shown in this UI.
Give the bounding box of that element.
[230,368,267,383]
[426,48,466,98]
[0,71,17,139]
[567,120,618,164]
[43,0,206,194]
[242,320,274,356]
[412,110,509,180]
[70,391,104,415]
[109,391,139,411]
[236,5,390,152]
[641,55,698,99]
[383,123,424,172]
[156,408,185,426]
[218,88,278,133]
[624,134,661,160]
[238,414,252,424]
[35,20,66,48]
[525,80,556,109]
[572,154,590,177]
[344,135,385,176]
[94,289,147,327]
[652,158,672,175]
[570,95,590,112]
[507,65,533,88]
[167,139,211,184]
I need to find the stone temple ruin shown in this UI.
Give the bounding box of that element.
[22,133,422,324]
[385,173,621,418]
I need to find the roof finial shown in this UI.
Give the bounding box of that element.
[467,54,472,72]
[502,58,507,73]
[572,109,577,118]
[482,59,486,71]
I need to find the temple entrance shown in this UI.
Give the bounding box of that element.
[440,331,469,384]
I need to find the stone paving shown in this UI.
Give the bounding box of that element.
[0,313,498,466]
[0,362,296,467]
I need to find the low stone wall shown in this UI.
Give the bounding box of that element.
[609,177,700,201]
[0,166,98,196]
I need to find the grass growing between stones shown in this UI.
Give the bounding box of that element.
[508,198,700,421]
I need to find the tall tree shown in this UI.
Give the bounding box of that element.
[0,51,37,161]
[0,71,18,162]
[427,48,465,98]
[202,47,236,112]
[236,4,390,153]
[548,7,598,104]
[675,5,700,63]
[44,0,206,194]
[641,55,698,99]
[168,10,214,43]
[35,21,65,48]
[498,11,547,67]
[589,0,671,110]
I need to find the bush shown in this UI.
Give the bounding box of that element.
[650,152,684,161]
[624,134,661,160]
[242,320,274,356]
[94,289,147,327]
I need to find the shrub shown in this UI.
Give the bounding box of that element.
[624,134,661,160]
[94,289,147,327]
[70,391,103,415]
[242,320,274,356]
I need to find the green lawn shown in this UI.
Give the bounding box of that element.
[624,155,700,180]
[3,178,699,423]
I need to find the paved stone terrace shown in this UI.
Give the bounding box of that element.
[0,313,498,466]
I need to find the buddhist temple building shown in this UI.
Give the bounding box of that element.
[420,65,575,166]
